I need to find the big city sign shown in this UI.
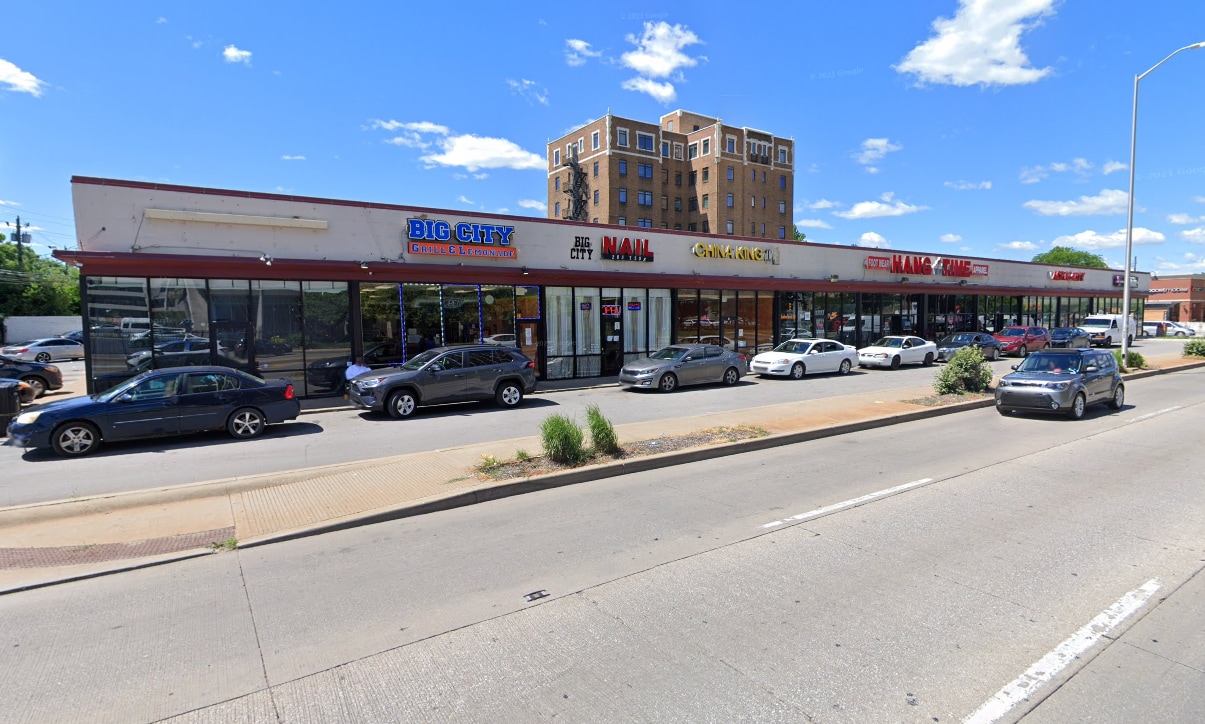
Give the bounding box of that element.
[406,218,518,259]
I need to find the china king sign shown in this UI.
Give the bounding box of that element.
[866,254,988,278]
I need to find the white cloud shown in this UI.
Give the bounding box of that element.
[1195,196,1205,204]
[854,138,901,173]
[858,232,890,248]
[1050,227,1165,250]
[1019,166,1047,184]
[385,133,429,149]
[1020,157,1102,184]
[506,78,549,106]
[806,199,840,210]
[895,0,1055,87]
[473,173,488,180]
[565,38,602,67]
[944,180,991,190]
[1167,213,1205,225]
[420,134,544,172]
[222,45,252,65]
[518,199,548,213]
[1182,228,1205,244]
[1071,158,1092,173]
[0,199,20,207]
[1102,160,1127,175]
[156,17,168,24]
[457,195,474,205]
[832,192,928,220]
[370,119,449,135]
[620,76,676,103]
[998,241,1039,251]
[0,58,46,96]
[281,155,305,161]
[940,233,962,243]
[794,219,833,229]
[619,22,704,103]
[1022,188,1128,216]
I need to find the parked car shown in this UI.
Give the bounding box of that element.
[857,336,937,369]
[995,349,1124,420]
[94,351,256,393]
[1143,320,1195,337]
[347,345,538,419]
[306,341,407,391]
[619,344,747,392]
[0,355,63,398]
[6,366,300,456]
[993,326,1050,357]
[934,333,1003,362]
[779,327,815,341]
[0,337,86,363]
[1080,314,1138,348]
[60,330,85,343]
[483,333,517,346]
[1048,327,1091,349]
[126,336,216,367]
[749,338,856,378]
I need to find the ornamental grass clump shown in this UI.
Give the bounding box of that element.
[933,345,993,395]
[1183,338,1205,358]
[585,404,620,455]
[540,413,586,465]
[1113,349,1145,371]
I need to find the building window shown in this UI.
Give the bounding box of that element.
[674,197,682,211]
[761,197,766,208]
[688,197,698,212]
[668,120,674,132]
[675,172,682,186]
[661,195,668,210]
[617,128,629,147]
[750,196,755,207]
[751,222,757,235]
[702,167,709,183]
[675,223,683,230]
[638,162,653,179]
[689,171,697,185]
[778,226,786,239]
[593,161,599,177]
[594,190,600,204]
[555,177,561,191]
[618,215,626,225]
[566,143,574,159]
[726,193,734,207]
[661,222,669,229]
[592,131,599,150]
[727,166,734,181]
[751,169,757,181]
[760,223,765,235]
[618,188,627,203]
[673,143,683,160]
[688,142,698,160]
[638,218,653,228]
[702,138,710,155]
[702,220,710,233]
[636,132,654,151]
[618,159,627,175]
[702,194,709,209]
[662,169,669,183]
[593,218,598,223]
[726,136,735,153]
[779,175,786,189]
[554,202,561,217]
[553,149,560,165]
[661,141,669,157]
[638,191,653,206]
[687,223,696,231]
[779,147,788,163]
[778,200,786,213]
[762,171,766,182]
[726,220,734,234]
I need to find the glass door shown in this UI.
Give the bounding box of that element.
[601,287,623,375]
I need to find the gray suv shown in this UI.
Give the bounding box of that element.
[347,345,538,419]
[995,349,1124,420]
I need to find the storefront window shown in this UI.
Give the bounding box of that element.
[545,286,574,379]
[575,286,601,376]
[86,276,150,389]
[736,291,758,354]
[480,285,515,344]
[676,289,699,343]
[623,289,648,363]
[698,289,721,345]
[649,289,672,351]
[754,291,774,353]
[302,281,350,396]
[720,290,739,351]
[442,285,482,344]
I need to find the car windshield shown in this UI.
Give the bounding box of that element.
[997,327,1026,337]
[939,334,974,346]
[1017,354,1081,374]
[397,349,442,371]
[871,337,904,348]
[772,340,811,354]
[1051,328,1077,335]
[649,347,688,360]
[1080,319,1110,329]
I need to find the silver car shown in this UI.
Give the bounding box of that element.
[995,349,1124,420]
[0,337,85,363]
[618,344,747,392]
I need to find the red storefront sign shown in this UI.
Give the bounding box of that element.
[1048,270,1086,281]
[864,254,989,277]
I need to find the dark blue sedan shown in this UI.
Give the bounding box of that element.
[6,366,300,457]
[1049,327,1091,349]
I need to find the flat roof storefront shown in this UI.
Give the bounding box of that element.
[58,177,1151,397]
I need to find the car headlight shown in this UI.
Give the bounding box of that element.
[1045,381,1071,390]
[14,411,42,425]
[773,357,789,364]
[47,365,61,373]
[874,353,888,359]
[998,379,1011,387]
[637,368,657,376]
[358,376,389,388]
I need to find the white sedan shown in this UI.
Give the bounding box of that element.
[857,335,937,370]
[750,338,857,379]
[0,337,85,363]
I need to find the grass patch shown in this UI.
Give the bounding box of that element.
[541,413,587,465]
[211,537,238,552]
[585,404,620,455]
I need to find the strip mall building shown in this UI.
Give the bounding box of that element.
[58,177,1150,397]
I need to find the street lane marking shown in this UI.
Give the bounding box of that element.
[1126,406,1182,423]
[761,478,934,529]
[964,578,1162,724]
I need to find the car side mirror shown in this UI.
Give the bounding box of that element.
[1084,365,1098,373]
[1010,364,1018,371]
[429,364,442,372]
[119,393,134,403]
[683,356,694,361]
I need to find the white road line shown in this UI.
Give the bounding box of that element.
[760,478,934,529]
[1127,406,1182,423]
[964,578,1162,724]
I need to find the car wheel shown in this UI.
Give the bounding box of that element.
[35,352,52,363]
[1067,393,1086,420]
[52,422,100,456]
[922,352,934,366]
[1108,384,1125,410]
[790,362,805,379]
[658,373,678,392]
[838,359,852,375]
[19,375,47,398]
[890,356,901,370]
[386,389,418,419]
[227,408,266,438]
[1019,345,1029,358]
[989,347,999,361]
[1175,331,1187,337]
[722,367,740,386]
[495,382,523,408]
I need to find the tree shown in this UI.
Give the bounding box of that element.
[1031,246,1108,268]
[791,224,807,242]
[0,244,81,319]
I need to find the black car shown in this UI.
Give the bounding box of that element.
[934,333,1003,362]
[0,355,64,398]
[348,345,538,419]
[6,366,300,456]
[1048,327,1091,349]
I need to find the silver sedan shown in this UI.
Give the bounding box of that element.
[618,344,747,393]
[0,337,86,363]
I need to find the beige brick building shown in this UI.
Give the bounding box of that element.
[546,110,795,239]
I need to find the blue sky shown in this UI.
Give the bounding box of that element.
[2,1,1204,273]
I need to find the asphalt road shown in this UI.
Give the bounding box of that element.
[1,366,1202,722]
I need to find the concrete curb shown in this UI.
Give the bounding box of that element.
[0,548,214,595]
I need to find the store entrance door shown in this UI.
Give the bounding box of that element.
[601,292,623,375]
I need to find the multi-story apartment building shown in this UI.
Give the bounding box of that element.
[546,110,795,240]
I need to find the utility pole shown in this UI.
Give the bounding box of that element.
[15,216,23,270]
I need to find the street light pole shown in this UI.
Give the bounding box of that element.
[1122,41,1205,362]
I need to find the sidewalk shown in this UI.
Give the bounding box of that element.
[2,352,1201,594]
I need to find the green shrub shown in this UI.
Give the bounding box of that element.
[1184,338,1205,358]
[585,404,620,455]
[933,345,994,395]
[1113,349,1145,371]
[514,449,532,462]
[540,414,586,464]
